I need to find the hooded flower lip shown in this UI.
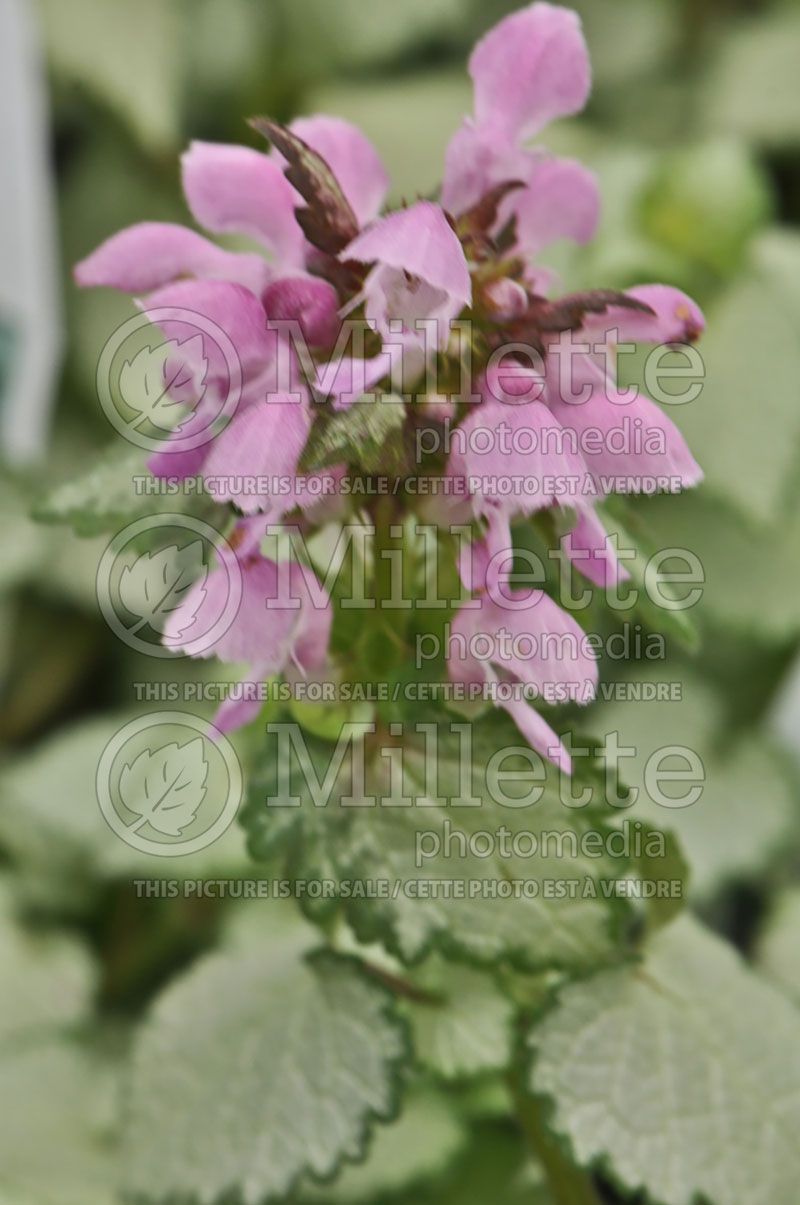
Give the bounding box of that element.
[442,1,598,266]
[340,200,472,374]
[469,2,591,141]
[342,202,471,308]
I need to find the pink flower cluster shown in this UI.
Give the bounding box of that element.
[77,3,704,772]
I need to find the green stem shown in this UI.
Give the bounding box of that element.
[362,493,405,677]
[511,1078,602,1205]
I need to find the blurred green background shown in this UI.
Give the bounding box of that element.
[2,0,800,1201]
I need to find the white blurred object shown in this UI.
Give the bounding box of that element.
[0,0,61,461]
[770,656,800,756]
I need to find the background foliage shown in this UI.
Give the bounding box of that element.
[3,0,800,1202]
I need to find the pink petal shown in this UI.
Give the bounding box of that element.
[510,157,600,258]
[580,285,706,344]
[441,119,534,216]
[498,694,573,774]
[561,507,630,588]
[452,392,590,516]
[181,141,306,267]
[342,201,471,309]
[202,394,311,513]
[548,380,703,494]
[448,588,598,702]
[289,115,390,227]
[257,465,349,524]
[469,3,591,141]
[74,222,271,296]
[138,279,272,386]
[213,664,272,734]
[164,557,296,667]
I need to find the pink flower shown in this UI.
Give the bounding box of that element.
[74,118,394,499]
[449,523,597,773]
[318,201,472,404]
[72,2,708,769]
[446,285,705,585]
[163,532,332,734]
[442,3,599,266]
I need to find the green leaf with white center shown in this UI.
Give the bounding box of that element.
[0,1040,119,1205]
[757,889,800,1005]
[635,489,800,640]
[703,11,800,149]
[123,946,407,1205]
[0,880,96,1045]
[0,715,247,908]
[669,232,800,526]
[592,663,795,899]
[530,914,800,1205]
[407,960,515,1081]
[241,713,633,973]
[33,444,158,536]
[301,1088,465,1203]
[33,443,227,538]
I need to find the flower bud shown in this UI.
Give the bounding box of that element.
[262,274,340,349]
[482,278,528,321]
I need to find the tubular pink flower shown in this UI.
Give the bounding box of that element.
[201,393,312,514]
[163,548,332,734]
[442,3,598,264]
[342,201,471,349]
[449,532,597,773]
[336,201,472,390]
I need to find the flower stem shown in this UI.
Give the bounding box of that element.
[511,1077,602,1205]
[362,493,405,677]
